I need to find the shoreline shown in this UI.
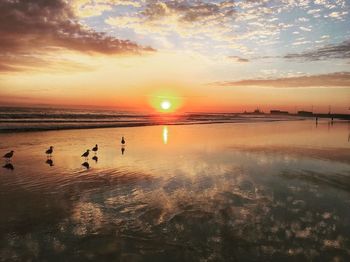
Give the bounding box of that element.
[0,118,306,133]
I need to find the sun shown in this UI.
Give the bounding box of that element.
[148,89,183,113]
[161,100,171,110]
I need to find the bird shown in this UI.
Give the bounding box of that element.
[45,146,54,157]
[92,144,98,154]
[81,149,90,159]
[82,162,90,169]
[3,151,14,161]
[92,156,98,163]
[121,136,126,145]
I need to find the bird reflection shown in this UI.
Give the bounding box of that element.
[121,146,125,155]
[46,158,54,166]
[82,162,90,169]
[92,156,98,163]
[3,163,14,170]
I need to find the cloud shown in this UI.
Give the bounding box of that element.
[141,0,230,23]
[211,72,350,88]
[72,0,142,18]
[105,0,241,52]
[299,26,312,32]
[228,56,250,62]
[284,40,350,61]
[0,0,154,72]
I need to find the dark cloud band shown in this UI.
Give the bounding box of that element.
[212,72,350,88]
[285,40,350,61]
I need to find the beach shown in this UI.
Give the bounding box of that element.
[0,120,350,261]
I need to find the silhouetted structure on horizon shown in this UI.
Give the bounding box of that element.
[243,108,265,115]
[297,110,314,117]
[270,110,289,115]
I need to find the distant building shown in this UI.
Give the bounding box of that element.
[270,110,289,115]
[243,108,264,114]
[297,110,313,117]
[253,108,264,114]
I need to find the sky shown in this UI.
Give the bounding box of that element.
[0,0,349,113]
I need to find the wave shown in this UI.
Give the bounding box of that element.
[0,107,298,132]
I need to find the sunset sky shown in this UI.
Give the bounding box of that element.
[0,0,349,113]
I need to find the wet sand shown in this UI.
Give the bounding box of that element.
[0,120,349,261]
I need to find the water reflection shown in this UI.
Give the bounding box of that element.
[0,121,349,261]
[2,163,14,170]
[46,158,54,166]
[162,125,168,144]
[121,146,125,155]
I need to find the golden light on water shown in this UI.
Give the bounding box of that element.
[162,126,168,144]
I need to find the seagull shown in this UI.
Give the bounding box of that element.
[92,144,98,154]
[45,146,54,157]
[121,136,126,145]
[82,162,90,169]
[81,149,90,159]
[3,151,14,161]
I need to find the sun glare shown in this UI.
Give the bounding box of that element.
[148,89,183,113]
[161,100,171,110]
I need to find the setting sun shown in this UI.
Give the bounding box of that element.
[161,100,171,110]
[148,89,184,113]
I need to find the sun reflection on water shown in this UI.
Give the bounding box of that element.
[162,126,168,144]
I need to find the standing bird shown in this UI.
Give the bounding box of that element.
[121,136,126,145]
[92,144,98,154]
[82,162,90,169]
[3,151,14,162]
[45,146,54,157]
[81,149,90,159]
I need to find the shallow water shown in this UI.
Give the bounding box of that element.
[0,120,349,261]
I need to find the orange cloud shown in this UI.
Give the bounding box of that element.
[0,0,154,72]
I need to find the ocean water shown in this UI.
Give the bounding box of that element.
[0,107,297,132]
[0,117,349,261]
